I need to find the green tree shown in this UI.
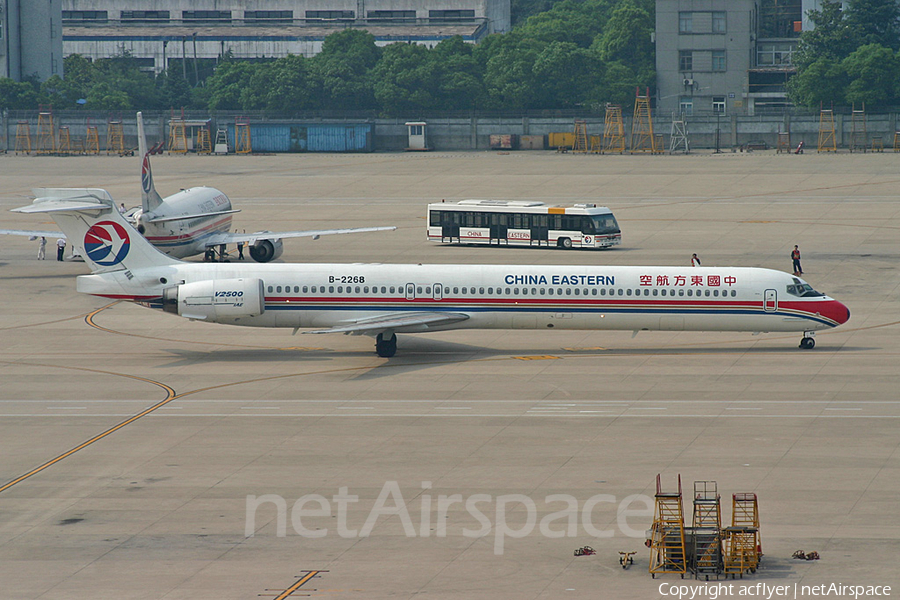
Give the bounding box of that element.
[793,0,857,70]
[846,0,900,50]
[530,42,598,108]
[372,43,442,115]
[202,60,261,110]
[786,56,848,107]
[310,30,381,110]
[432,36,486,110]
[842,43,900,105]
[596,1,654,73]
[244,55,316,112]
[0,78,43,109]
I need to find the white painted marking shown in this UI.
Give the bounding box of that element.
[241,406,279,410]
[48,407,86,410]
[435,407,472,410]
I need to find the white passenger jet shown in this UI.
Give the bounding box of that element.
[1,112,394,262]
[13,193,850,357]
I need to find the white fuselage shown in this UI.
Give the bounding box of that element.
[134,187,233,259]
[77,262,850,335]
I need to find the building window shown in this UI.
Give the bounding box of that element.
[305,10,354,20]
[712,11,726,33]
[679,50,693,72]
[367,10,416,21]
[680,97,693,117]
[120,10,170,22]
[244,10,293,22]
[63,10,109,23]
[429,10,475,21]
[757,43,795,66]
[679,12,692,33]
[712,97,726,114]
[712,50,726,71]
[182,10,232,22]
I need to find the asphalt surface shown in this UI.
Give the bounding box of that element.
[0,150,897,599]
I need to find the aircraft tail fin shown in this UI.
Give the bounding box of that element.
[137,112,164,212]
[14,189,180,274]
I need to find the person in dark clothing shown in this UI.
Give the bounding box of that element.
[791,245,803,275]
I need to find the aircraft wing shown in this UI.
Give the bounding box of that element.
[147,209,241,223]
[0,229,65,239]
[202,226,396,248]
[303,311,469,335]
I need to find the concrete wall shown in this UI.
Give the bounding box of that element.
[3,111,899,153]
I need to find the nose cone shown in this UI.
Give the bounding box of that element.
[824,300,850,326]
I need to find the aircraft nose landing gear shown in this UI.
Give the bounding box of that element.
[799,332,816,349]
[375,332,397,358]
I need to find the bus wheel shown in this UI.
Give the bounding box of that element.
[559,238,572,249]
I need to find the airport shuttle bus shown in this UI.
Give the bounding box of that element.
[427,200,621,249]
[16,193,849,358]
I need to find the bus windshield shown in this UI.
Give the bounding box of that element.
[588,215,620,234]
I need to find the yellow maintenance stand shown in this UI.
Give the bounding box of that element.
[691,481,722,580]
[572,120,589,153]
[631,88,660,154]
[723,492,761,578]
[15,121,32,154]
[36,106,56,154]
[649,474,687,578]
[604,104,626,153]
[817,108,836,152]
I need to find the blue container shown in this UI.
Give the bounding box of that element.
[226,123,373,153]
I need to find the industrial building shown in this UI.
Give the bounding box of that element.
[655,0,809,117]
[0,0,64,81]
[61,0,510,74]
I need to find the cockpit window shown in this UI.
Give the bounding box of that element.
[787,279,824,298]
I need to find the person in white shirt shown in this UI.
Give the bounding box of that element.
[38,236,47,260]
[691,253,701,267]
[56,238,66,261]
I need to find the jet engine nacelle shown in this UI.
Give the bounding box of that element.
[249,237,284,262]
[162,278,265,321]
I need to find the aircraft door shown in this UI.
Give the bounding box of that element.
[405,283,415,300]
[764,289,777,312]
[432,284,443,300]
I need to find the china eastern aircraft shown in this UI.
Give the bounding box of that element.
[1,112,394,262]
[13,193,850,357]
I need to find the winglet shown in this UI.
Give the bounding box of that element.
[137,112,164,213]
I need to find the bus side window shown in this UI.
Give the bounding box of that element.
[581,216,594,233]
[430,210,442,226]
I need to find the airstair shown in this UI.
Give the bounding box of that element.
[649,474,687,578]
[691,481,722,580]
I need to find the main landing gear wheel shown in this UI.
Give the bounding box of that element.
[799,336,816,349]
[375,333,397,358]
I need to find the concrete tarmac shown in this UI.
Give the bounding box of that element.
[0,150,898,600]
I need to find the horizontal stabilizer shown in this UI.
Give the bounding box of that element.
[0,228,65,238]
[14,189,114,214]
[304,311,469,335]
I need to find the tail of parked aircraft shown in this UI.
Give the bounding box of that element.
[13,189,179,275]
[137,112,164,213]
